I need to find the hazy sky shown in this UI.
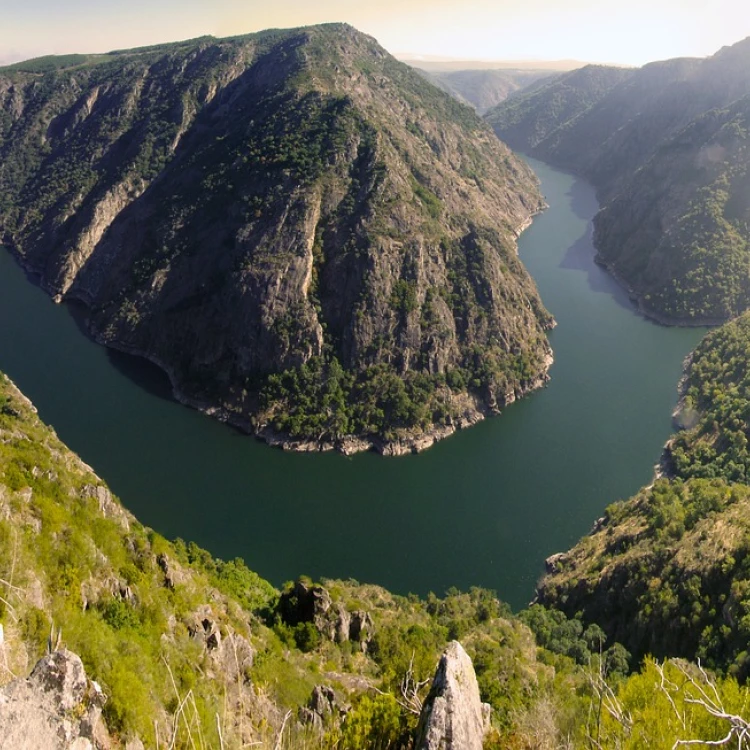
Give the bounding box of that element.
[2,0,749,66]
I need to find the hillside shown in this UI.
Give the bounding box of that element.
[537,314,750,676]
[667,311,750,482]
[484,64,634,156]
[5,370,750,747]
[487,39,750,323]
[0,25,553,455]
[415,68,552,115]
[0,369,609,748]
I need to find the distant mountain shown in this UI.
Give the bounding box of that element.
[487,39,750,323]
[0,24,552,454]
[399,57,587,72]
[415,68,553,115]
[484,65,635,157]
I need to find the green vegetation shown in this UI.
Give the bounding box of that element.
[7,330,750,749]
[670,312,750,481]
[538,476,750,679]
[485,65,633,154]
[488,39,750,323]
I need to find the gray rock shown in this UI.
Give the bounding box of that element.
[156,553,185,590]
[0,649,110,749]
[544,552,568,574]
[299,684,349,731]
[415,641,490,750]
[80,485,130,531]
[298,706,323,731]
[309,685,337,717]
[277,581,375,649]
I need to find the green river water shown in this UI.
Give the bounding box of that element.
[0,158,708,608]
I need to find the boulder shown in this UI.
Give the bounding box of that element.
[0,649,110,749]
[544,552,569,575]
[415,641,490,750]
[156,553,186,590]
[299,684,348,730]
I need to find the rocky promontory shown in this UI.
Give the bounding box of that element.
[0,24,553,454]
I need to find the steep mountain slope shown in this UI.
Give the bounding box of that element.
[487,39,750,323]
[536,477,750,676]
[485,64,634,155]
[537,315,750,676]
[667,311,750,481]
[416,68,552,114]
[594,95,750,322]
[0,24,553,454]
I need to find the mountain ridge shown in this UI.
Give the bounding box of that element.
[487,37,750,324]
[0,23,554,455]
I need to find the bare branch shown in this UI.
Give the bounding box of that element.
[653,659,750,750]
[273,710,292,750]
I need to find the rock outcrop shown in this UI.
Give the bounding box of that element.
[0,650,110,750]
[415,641,490,750]
[278,580,374,650]
[299,684,348,730]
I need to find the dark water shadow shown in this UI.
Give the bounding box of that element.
[567,179,599,221]
[558,180,637,315]
[62,295,176,403]
[560,228,636,314]
[105,349,174,402]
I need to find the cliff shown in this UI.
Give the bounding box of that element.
[0,24,553,454]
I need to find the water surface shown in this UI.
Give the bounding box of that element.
[0,159,707,608]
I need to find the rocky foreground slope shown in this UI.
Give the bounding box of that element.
[487,38,750,323]
[4,352,750,747]
[0,370,575,748]
[0,24,553,454]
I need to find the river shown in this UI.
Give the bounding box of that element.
[0,158,708,609]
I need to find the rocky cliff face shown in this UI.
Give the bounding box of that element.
[0,24,553,453]
[487,38,750,323]
[415,641,490,750]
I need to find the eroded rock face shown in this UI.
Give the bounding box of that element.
[415,641,490,750]
[299,684,348,730]
[0,649,110,749]
[277,580,374,650]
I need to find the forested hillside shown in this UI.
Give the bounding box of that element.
[488,39,750,323]
[0,25,553,455]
